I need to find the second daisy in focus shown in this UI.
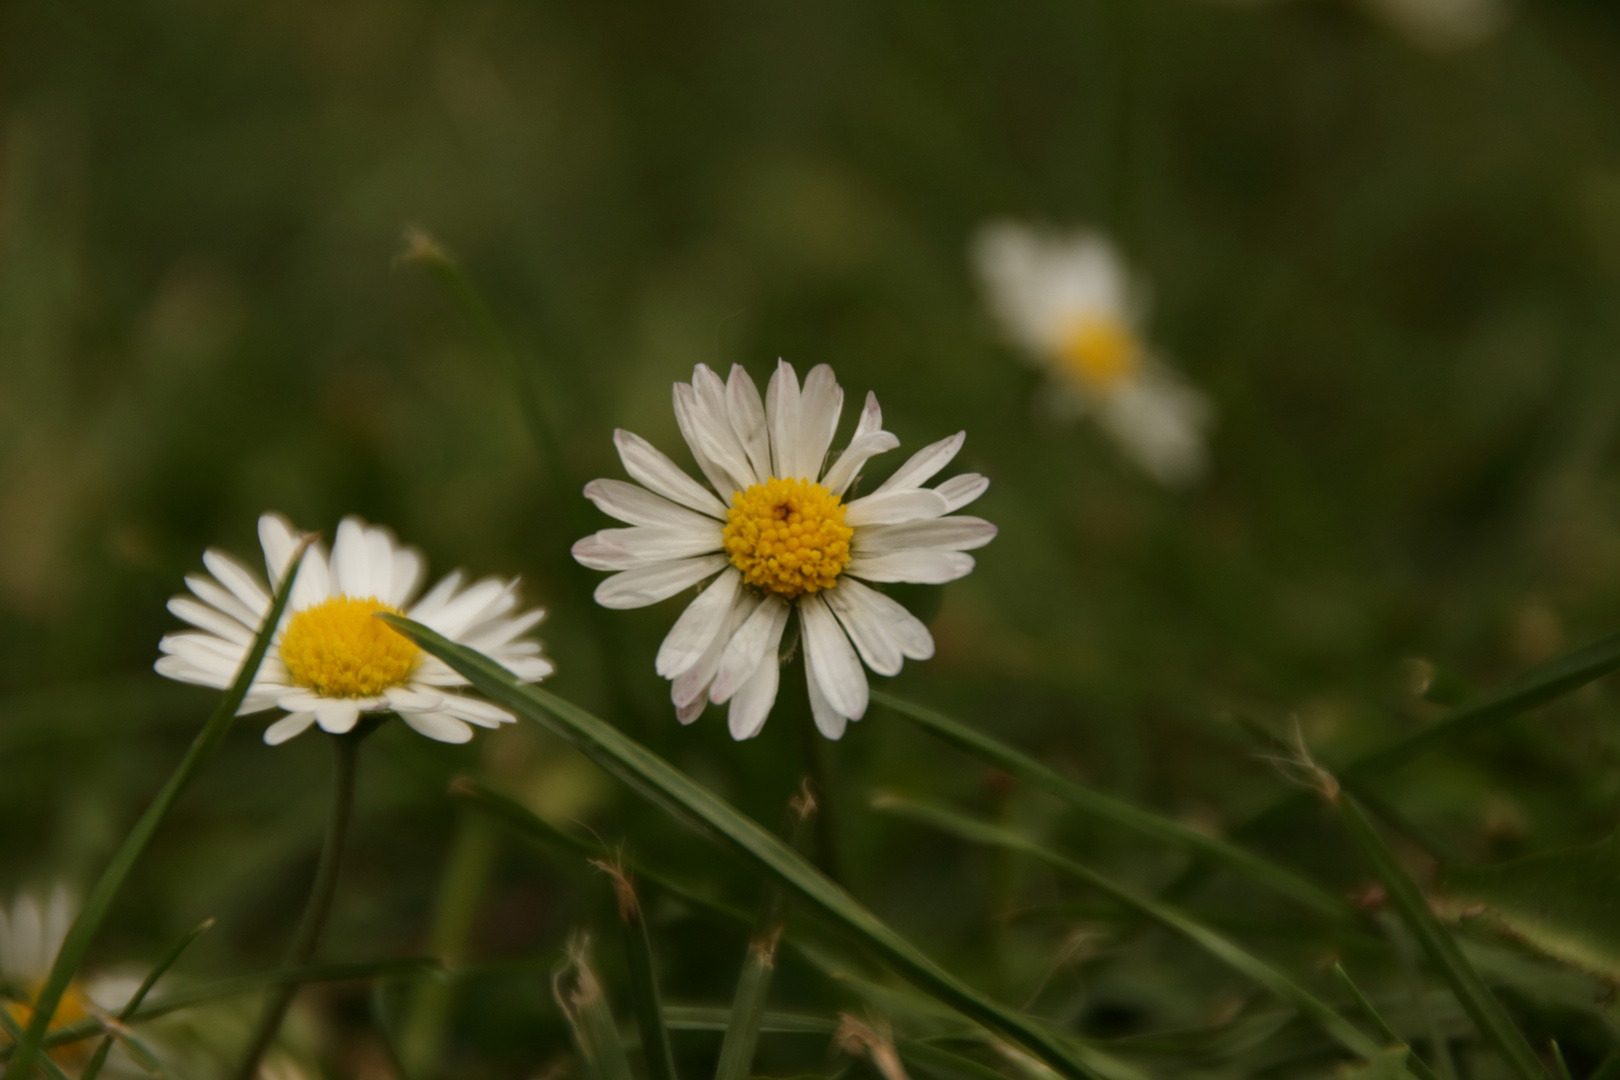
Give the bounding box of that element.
[574,361,995,740]
[972,221,1213,486]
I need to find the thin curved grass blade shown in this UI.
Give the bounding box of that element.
[1333,792,1547,1080]
[870,691,1351,923]
[80,916,214,1080]
[382,615,1147,1080]
[1,538,314,1080]
[870,791,1381,1060]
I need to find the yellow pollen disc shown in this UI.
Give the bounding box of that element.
[279,595,419,698]
[6,984,92,1066]
[723,477,854,599]
[1057,316,1140,393]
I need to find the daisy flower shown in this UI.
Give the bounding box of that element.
[0,888,134,1069]
[573,361,995,740]
[972,221,1213,486]
[155,514,552,745]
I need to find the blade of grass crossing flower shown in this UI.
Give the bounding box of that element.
[1333,792,1547,1080]
[1332,963,1442,1080]
[1,538,313,1080]
[0,1010,72,1080]
[869,691,1352,923]
[870,791,1381,1060]
[383,615,1141,1080]
[555,934,636,1080]
[596,862,680,1080]
[11,958,441,1058]
[80,917,215,1080]
[714,791,814,1080]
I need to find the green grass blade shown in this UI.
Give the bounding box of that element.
[870,691,1351,923]
[871,791,1380,1060]
[10,958,441,1057]
[555,934,636,1080]
[662,1006,838,1034]
[0,1009,72,1080]
[1,538,313,1080]
[713,932,778,1080]
[1332,963,1441,1080]
[598,862,681,1080]
[451,777,755,927]
[80,916,214,1080]
[383,615,1141,1080]
[1333,792,1547,1080]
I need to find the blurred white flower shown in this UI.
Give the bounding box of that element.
[156,514,552,745]
[574,362,995,740]
[972,222,1213,486]
[1358,0,1506,52]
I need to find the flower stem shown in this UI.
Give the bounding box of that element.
[231,722,371,1080]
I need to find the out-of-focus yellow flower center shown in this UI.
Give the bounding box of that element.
[5,984,93,1066]
[1057,316,1140,393]
[279,596,418,698]
[723,478,853,599]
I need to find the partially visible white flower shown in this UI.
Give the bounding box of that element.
[0,888,143,1071]
[972,222,1213,486]
[156,514,553,746]
[574,361,995,740]
[1358,0,1505,52]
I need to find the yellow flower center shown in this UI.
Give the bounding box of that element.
[1057,316,1140,393]
[723,477,853,599]
[5,984,92,1066]
[279,596,419,698]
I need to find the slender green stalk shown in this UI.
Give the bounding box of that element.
[1,540,312,1080]
[399,811,500,1077]
[80,917,214,1080]
[714,791,815,1080]
[1332,963,1442,1080]
[385,616,1139,1080]
[596,861,680,1080]
[1333,792,1547,1080]
[872,791,1380,1060]
[14,958,440,1058]
[871,691,1351,923]
[554,934,635,1080]
[231,721,374,1080]
[1551,1041,1572,1080]
[1380,914,1457,1080]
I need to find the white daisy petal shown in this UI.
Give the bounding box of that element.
[384,686,445,712]
[766,359,802,478]
[154,655,225,688]
[800,594,868,720]
[934,473,990,512]
[674,382,748,497]
[276,689,328,713]
[314,700,361,734]
[389,546,425,608]
[726,364,773,482]
[826,578,935,669]
[656,568,742,678]
[264,713,317,746]
[439,695,515,729]
[43,888,73,969]
[805,654,849,740]
[167,596,254,646]
[672,592,756,708]
[289,542,333,611]
[844,489,951,527]
[851,390,883,442]
[185,574,261,630]
[584,479,720,531]
[463,607,547,651]
[202,550,271,616]
[258,513,302,588]
[796,364,844,482]
[422,577,512,638]
[332,518,373,598]
[400,711,475,744]
[1099,370,1213,487]
[364,525,396,603]
[847,550,975,584]
[614,429,729,518]
[594,554,729,610]
[572,525,724,571]
[675,692,707,725]
[408,569,463,623]
[691,365,759,490]
[821,431,900,497]
[854,517,998,554]
[727,638,784,741]
[710,595,791,704]
[9,895,43,981]
[873,432,965,495]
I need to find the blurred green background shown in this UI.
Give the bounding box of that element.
[5,0,1620,1076]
